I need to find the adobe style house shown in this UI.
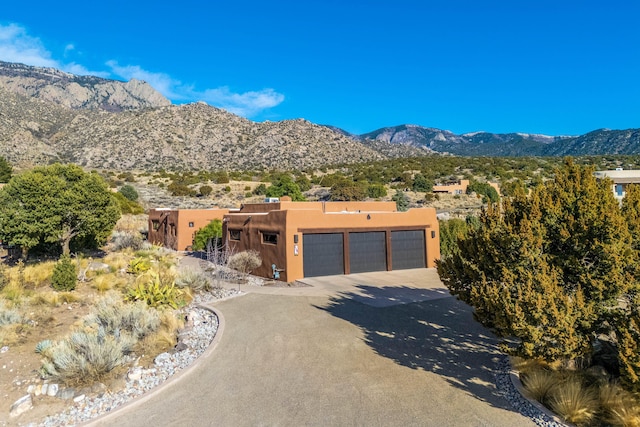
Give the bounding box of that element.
[148,208,231,251]
[148,199,440,282]
[594,169,640,202]
[432,179,500,195]
[223,199,440,282]
[433,179,470,194]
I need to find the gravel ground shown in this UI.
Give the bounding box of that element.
[37,289,237,427]
[494,355,567,427]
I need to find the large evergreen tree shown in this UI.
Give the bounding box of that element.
[0,164,120,256]
[438,159,640,388]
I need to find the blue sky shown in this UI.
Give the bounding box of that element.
[1,1,638,136]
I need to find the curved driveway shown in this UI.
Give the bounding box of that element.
[89,269,534,427]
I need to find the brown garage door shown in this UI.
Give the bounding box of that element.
[391,230,426,269]
[349,231,387,273]
[303,233,344,277]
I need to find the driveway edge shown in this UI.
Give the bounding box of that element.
[82,303,226,426]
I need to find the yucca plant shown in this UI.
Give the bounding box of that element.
[126,272,184,309]
[127,257,152,274]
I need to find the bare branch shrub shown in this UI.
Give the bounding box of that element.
[228,250,262,283]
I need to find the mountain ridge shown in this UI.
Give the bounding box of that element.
[1,60,640,170]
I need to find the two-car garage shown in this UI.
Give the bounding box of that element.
[302,229,427,278]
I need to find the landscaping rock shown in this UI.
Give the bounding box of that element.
[57,388,76,400]
[47,383,59,397]
[154,352,171,366]
[10,394,33,417]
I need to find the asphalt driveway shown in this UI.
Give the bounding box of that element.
[89,268,534,427]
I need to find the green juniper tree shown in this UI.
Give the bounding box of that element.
[438,159,640,389]
[0,164,120,256]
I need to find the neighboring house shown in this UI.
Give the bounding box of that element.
[149,198,440,282]
[594,169,640,201]
[433,179,470,194]
[148,208,231,251]
[432,179,500,196]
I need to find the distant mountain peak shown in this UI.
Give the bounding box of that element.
[0,60,170,112]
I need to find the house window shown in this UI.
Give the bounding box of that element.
[616,184,624,197]
[262,232,278,245]
[152,220,160,231]
[229,229,241,241]
[189,222,195,227]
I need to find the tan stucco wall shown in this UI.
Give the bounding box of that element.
[433,179,469,194]
[224,205,439,282]
[148,208,229,251]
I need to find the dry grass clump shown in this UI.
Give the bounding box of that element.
[136,310,184,356]
[519,362,640,427]
[548,375,599,425]
[1,281,30,305]
[599,382,640,427]
[23,261,56,288]
[30,291,61,307]
[522,369,558,402]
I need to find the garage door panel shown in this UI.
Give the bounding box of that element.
[391,230,426,270]
[303,233,344,277]
[349,232,387,274]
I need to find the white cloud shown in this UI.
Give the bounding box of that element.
[0,23,57,67]
[107,60,285,117]
[199,86,285,117]
[0,23,284,117]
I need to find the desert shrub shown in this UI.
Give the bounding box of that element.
[112,192,144,215]
[168,182,196,197]
[118,185,139,201]
[176,270,212,291]
[392,190,409,211]
[548,376,599,425]
[223,185,231,193]
[228,250,262,281]
[253,183,267,195]
[84,295,160,339]
[126,272,185,309]
[244,192,253,198]
[367,183,387,198]
[0,304,22,326]
[111,230,145,251]
[199,185,213,197]
[39,330,135,385]
[51,255,77,292]
[37,294,161,385]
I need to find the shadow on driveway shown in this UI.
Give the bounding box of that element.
[317,285,514,413]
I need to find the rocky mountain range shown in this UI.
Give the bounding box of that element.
[355,124,640,157]
[1,60,639,171]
